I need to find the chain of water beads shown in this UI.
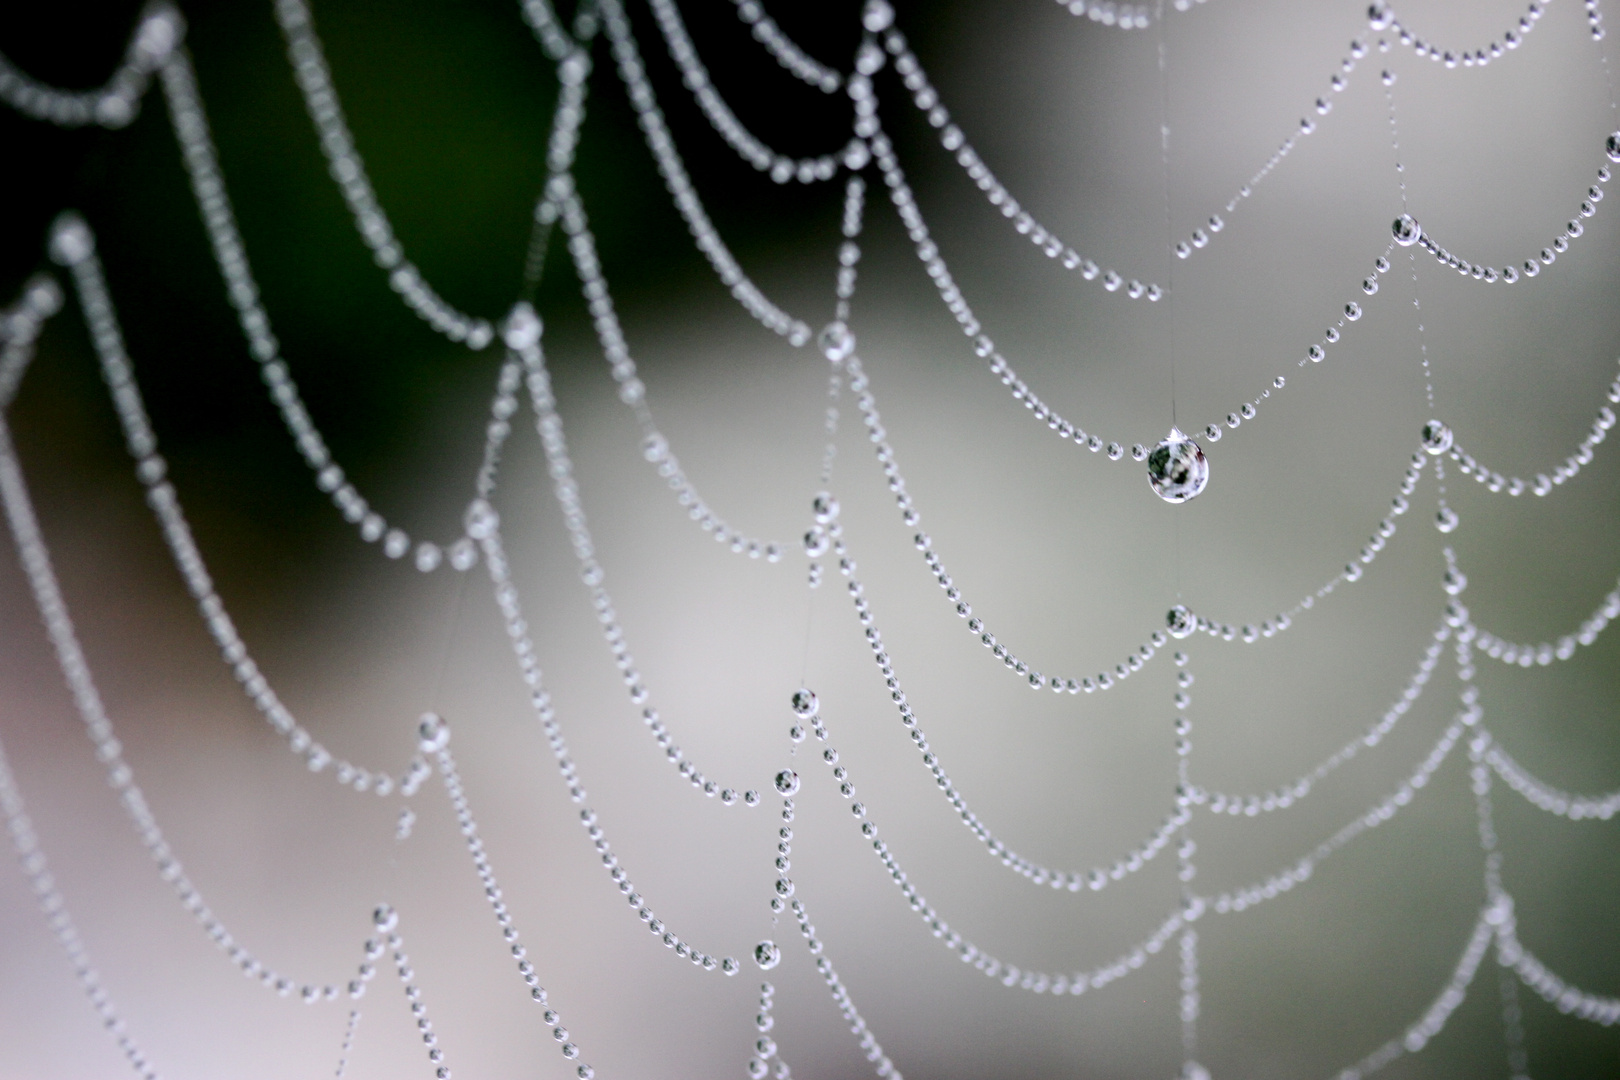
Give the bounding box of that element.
[789,898,906,1077]
[835,355,1172,693]
[1449,551,1620,668]
[1372,0,1557,69]
[1055,0,1155,29]
[1468,754,1536,1080]
[516,332,763,805]
[551,179,797,562]
[0,0,180,129]
[744,978,795,1079]
[332,1007,361,1078]
[869,114,1404,457]
[426,722,599,1078]
[1492,894,1620,1025]
[159,47,484,566]
[470,509,742,975]
[518,0,578,62]
[882,27,1375,279]
[272,0,496,348]
[1437,358,1619,500]
[822,542,1194,890]
[51,223,444,794]
[370,906,465,1079]
[645,0,849,183]
[0,274,64,411]
[1,403,406,1002]
[1208,636,1480,916]
[841,353,1422,689]
[730,0,842,93]
[1474,747,1620,1028]
[1331,908,1497,1080]
[594,0,816,343]
[878,28,1161,299]
[169,8,594,573]
[1175,653,1207,1080]
[0,732,161,1080]
[1476,729,1620,820]
[798,697,1195,992]
[1405,160,1612,287]
[1196,618,1451,818]
[746,800,804,1079]
[753,794,897,1076]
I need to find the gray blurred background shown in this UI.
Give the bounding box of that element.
[1,0,1617,1077]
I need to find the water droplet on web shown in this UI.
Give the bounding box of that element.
[1147,429,1209,503]
[818,321,854,362]
[791,689,819,718]
[1392,214,1422,246]
[1421,420,1452,454]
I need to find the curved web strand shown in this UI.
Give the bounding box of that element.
[0,1,179,129]
[1494,893,1620,1025]
[469,504,742,975]
[1207,698,1478,915]
[878,25,1370,279]
[643,0,849,181]
[516,330,765,803]
[787,897,903,1077]
[156,48,473,563]
[1443,358,1619,499]
[866,122,1399,454]
[0,275,65,411]
[517,0,580,61]
[0,732,162,1080]
[1410,157,1612,288]
[548,178,788,559]
[271,0,499,348]
[0,411,379,1001]
[50,218,442,793]
[807,705,1195,993]
[1197,619,1452,816]
[1462,563,1620,667]
[590,0,817,344]
[730,0,843,93]
[1478,730,1620,821]
[827,535,1192,894]
[1325,909,1496,1080]
[428,734,602,1076]
[1374,0,1560,68]
[842,353,1426,694]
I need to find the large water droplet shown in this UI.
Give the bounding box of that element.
[504,303,542,350]
[1436,506,1459,533]
[754,940,781,969]
[790,689,819,718]
[48,213,95,266]
[1146,429,1209,503]
[774,770,800,795]
[1421,420,1453,455]
[1167,605,1196,639]
[812,492,840,522]
[1607,131,1620,163]
[818,321,854,362]
[862,0,895,32]
[1392,214,1422,246]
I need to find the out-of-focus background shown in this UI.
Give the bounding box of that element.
[1,0,1618,1077]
